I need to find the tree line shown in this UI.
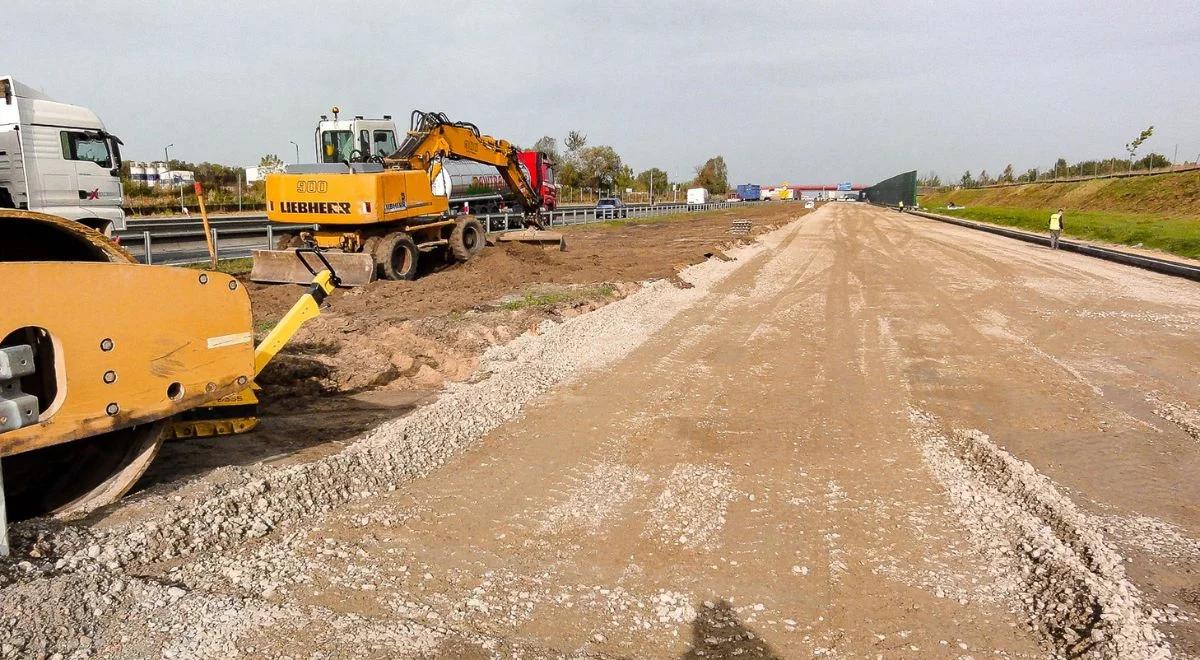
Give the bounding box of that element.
[918,125,1181,188]
[530,132,729,196]
[119,136,735,203]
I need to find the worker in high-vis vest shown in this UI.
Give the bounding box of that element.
[1048,208,1065,250]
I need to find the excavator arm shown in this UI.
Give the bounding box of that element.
[387,111,547,229]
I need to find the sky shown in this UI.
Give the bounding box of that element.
[3,1,1199,186]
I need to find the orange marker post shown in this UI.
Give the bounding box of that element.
[194,182,217,269]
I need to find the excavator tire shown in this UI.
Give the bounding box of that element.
[374,232,420,281]
[450,215,486,262]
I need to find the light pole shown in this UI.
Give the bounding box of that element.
[289,141,299,164]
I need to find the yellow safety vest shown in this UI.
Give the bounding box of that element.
[1049,213,1062,231]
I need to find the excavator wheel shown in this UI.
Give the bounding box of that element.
[374,232,420,280]
[450,216,486,262]
[1,210,167,519]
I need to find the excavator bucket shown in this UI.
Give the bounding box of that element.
[496,229,567,251]
[250,249,376,286]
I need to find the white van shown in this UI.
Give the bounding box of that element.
[0,76,126,234]
[686,187,709,205]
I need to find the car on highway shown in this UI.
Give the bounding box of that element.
[595,197,627,219]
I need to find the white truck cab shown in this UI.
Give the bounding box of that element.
[0,76,126,234]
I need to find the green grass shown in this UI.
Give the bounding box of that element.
[501,292,574,310]
[928,206,1200,260]
[919,171,1200,216]
[184,257,254,275]
[499,284,617,311]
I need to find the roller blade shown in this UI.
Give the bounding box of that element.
[250,249,376,286]
[168,385,260,439]
[496,229,567,251]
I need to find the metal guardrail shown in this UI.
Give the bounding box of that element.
[117,202,738,266]
[901,207,1200,283]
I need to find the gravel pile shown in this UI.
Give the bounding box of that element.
[0,221,792,657]
[538,462,649,534]
[1148,393,1200,442]
[0,567,296,658]
[646,464,737,549]
[914,409,1171,658]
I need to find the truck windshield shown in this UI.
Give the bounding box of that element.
[320,130,354,163]
[60,131,111,168]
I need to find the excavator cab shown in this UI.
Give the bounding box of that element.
[315,110,400,164]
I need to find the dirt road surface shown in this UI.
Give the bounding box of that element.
[4,203,1200,658]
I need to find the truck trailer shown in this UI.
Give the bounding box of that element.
[736,184,761,201]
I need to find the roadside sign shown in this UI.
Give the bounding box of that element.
[837,182,852,191]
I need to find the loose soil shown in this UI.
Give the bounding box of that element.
[142,204,797,486]
[9,206,1200,660]
[3,204,1200,658]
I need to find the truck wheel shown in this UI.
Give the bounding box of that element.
[450,215,485,262]
[374,232,419,280]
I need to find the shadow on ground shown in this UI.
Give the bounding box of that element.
[681,598,781,659]
[134,388,435,490]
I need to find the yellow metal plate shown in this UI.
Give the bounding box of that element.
[265,170,449,226]
[0,262,255,457]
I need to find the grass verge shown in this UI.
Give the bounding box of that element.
[927,206,1200,260]
[500,284,617,311]
[184,257,254,275]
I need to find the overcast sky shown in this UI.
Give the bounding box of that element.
[4,1,1198,186]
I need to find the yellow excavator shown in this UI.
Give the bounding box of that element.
[251,109,564,286]
[2,211,334,521]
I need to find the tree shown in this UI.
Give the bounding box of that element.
[637,167,669,193]
[1052,157,1068,178]
[1134,152,1170,170]
[557,160,582,188]
[565,130,587,154]
[693,156,729,194]
[532,136,560,163]
[917,171,942,187]
[999,164,1014,183]
[577,145,622,190]
[978,169,992,186]
[1019,168,1038,183]
[1125,125,1154,171]
[615,164,637,191]
[959,170,974,187]
[259,154,284,174]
